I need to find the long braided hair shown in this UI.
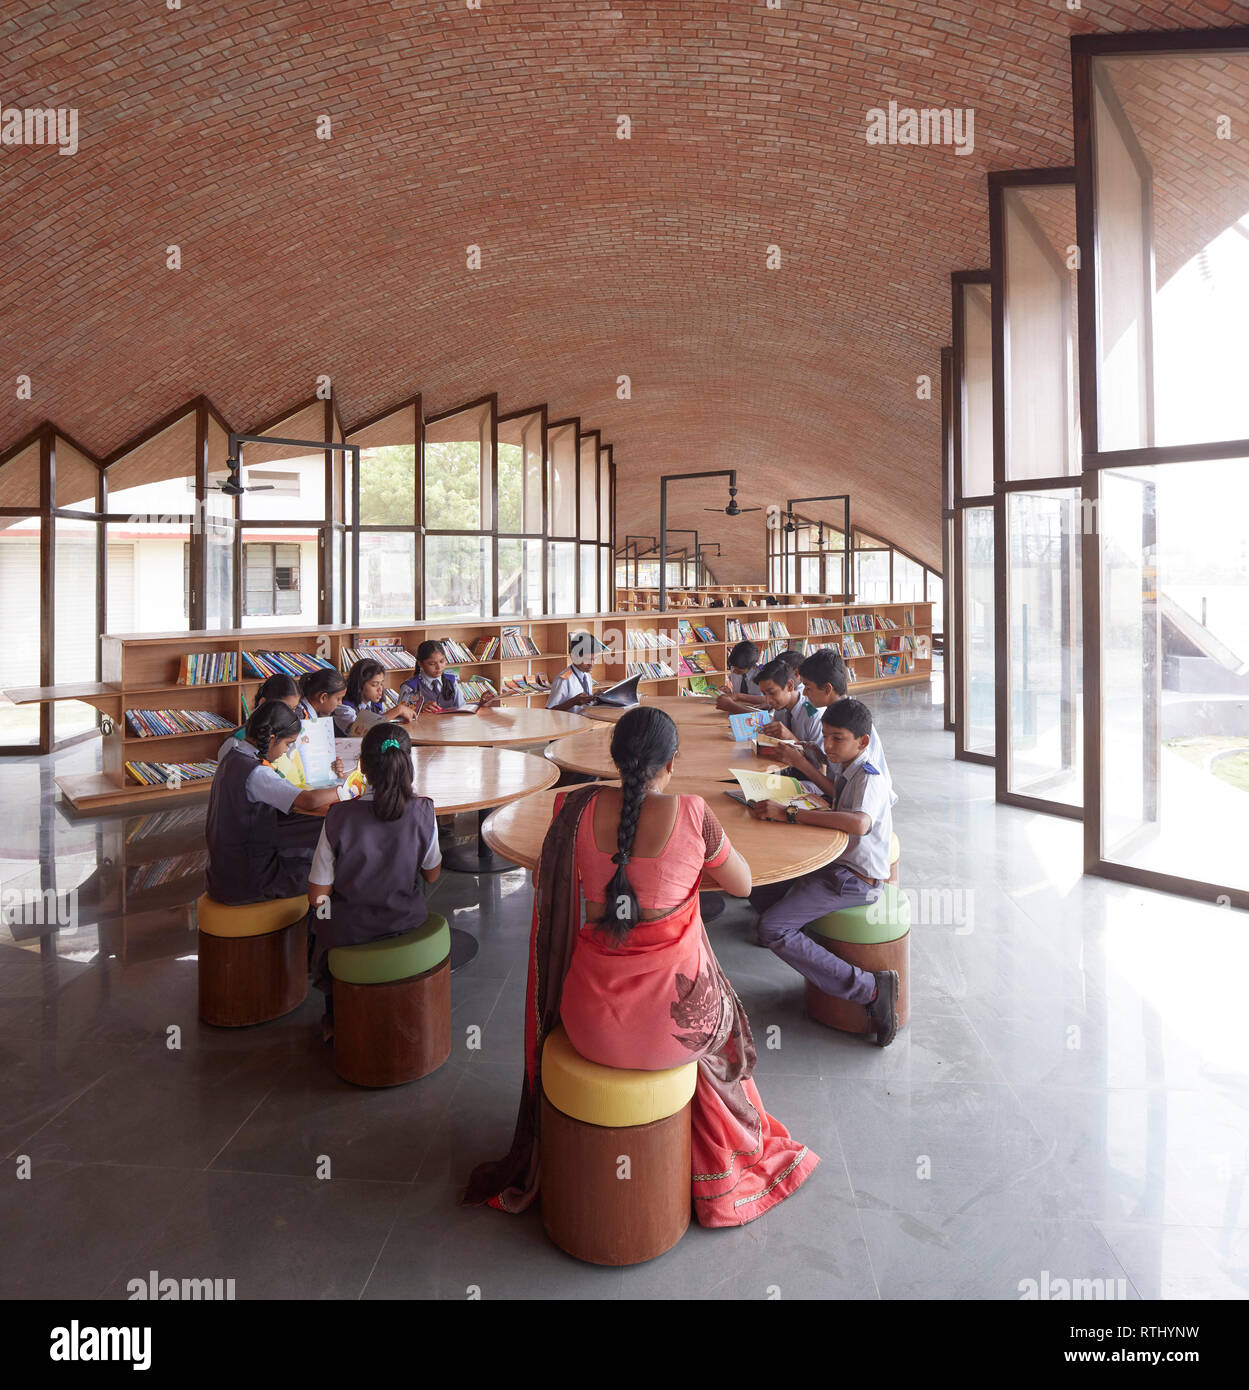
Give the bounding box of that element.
[603,706,679,942]
[360,722,414,822]
[245,700,300,764]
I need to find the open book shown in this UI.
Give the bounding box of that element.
[588,673,641,708]
[723,767,829,811]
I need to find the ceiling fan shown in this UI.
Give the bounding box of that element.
[210,454,275,496]
[703,484,761,517]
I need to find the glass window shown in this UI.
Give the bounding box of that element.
[0,442,41,509]
[54,516,100,740]
[497,410,542,534]
[579,437,598,540]
[425,401,492,531]
[359,531,415,624]
[0,517,41,745]
[894,553,924,602]
[928,570,944,637]
[548,541,576,614]
[1007,491,1082,805]
[1099,457,1249,891]
[351,406,416,527]
[579,543,598,614]
[599,448,611,543]
[960,282,994,497]
[55,438,101,511]
[962,508,995,756]
[855,548,891,603]
[243,541,303,618]
[106,412,197,518]
[107,521,191,633]
[499,537,543,617]
[548,423,577,537]
[600,546,610,613]
[424,534,489,620]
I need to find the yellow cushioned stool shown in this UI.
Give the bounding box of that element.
[328,916,452,1087]
[540,1025,697,1267]
[803,883,911,1036]
[196,893,308,1028]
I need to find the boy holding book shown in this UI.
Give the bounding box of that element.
[747,697,899,1046]
[547,632,606,714]
[715,640,766,713]
[754,656,824,748]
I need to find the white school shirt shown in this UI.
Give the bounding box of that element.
[546,665,595,714]
[830,746,894,883]
[222,740,301,814]
[775,694,824,747]
[309,791,443,884]
[728,665,764,698]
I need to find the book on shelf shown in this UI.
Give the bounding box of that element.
[846,664,857,683]
[843,613,874,633]
[498,629,541,658]
[804,640,839,656]
[438,638,476,664]
[874,635,889,654]
[341,645,416,671]
[877,615,899,630]
[470,636,500,660]
[243,650,336,679]
[684,675,718,697]
[625,661,676,680]
[874,654,904,678]
[177,651,238,685]
[459,675,498,701]
[693,624,717,643]
[726,619,745,642]
[677,619,693,642]
[904,608,914,627]
[124,760,217,786]
[124,708,237,739]
[127,849,208,895]
[678,649,715,675]
[124,805,205,844]
[808,617,842,636]
[842,637,866,658]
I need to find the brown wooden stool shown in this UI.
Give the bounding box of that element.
[539,1025,697,1266]
[328,915,451,1087]
[804,884,911,1034]
[196,893,309,1028]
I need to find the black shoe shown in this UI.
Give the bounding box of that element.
[866,970,899,1047]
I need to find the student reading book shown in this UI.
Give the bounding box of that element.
[399,639,501,711]
[547,632,607,714]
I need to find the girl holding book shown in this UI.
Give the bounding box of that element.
[398,640,501,711]
[205,702,340,905]
[217,672,302,761]
[334,659,418,735]
[297,668,348,722]
[306,722,441,1039]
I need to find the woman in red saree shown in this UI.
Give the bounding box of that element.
[464,705,819,1227]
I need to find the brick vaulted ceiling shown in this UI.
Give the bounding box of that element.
[2,1,1248,580]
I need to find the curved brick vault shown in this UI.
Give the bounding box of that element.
[2,1,1247,581]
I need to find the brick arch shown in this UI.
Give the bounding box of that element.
[2,0,1247,582]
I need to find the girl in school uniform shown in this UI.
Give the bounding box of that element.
[297,668,348,722]
[217,673,302,762]
[306,722,441,1039]
[398,639,501,710]
[205,702,341,905]
[334,658,419,734]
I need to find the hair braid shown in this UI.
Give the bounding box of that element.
[245,699,300,765]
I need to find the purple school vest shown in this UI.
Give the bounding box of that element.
[205,747,309,904]
[318,795,437,951]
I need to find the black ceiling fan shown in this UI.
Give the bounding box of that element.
[210,454,275,496]
[703,484,761,517]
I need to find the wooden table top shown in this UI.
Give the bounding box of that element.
[405,706,587,747]
[546,721,767,782]
[482,785,847,886]
[582,693,720,726]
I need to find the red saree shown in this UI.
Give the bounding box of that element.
[463,785,819,1227]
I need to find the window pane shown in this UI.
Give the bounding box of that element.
[599,449,611,542]
[54,517,99,739]
[0,442,41,509]
[359,531,415,624]
[894,553,924,601]
[424,534,488,620]
[240,447,325,523]
[107,412,196,517]
[579,437,598,540]
[960,282,994,497]
[855,548,890,602]
[548,424,577,536]
[55,437,100,511]
[548,541,575,614]
[0,517,41,745]
[1007,490,1082,805]
[1100,458,1249,891]
[579,543,597,614]
[238,531,319,629]
[962,507,995,756]
[107,521,191,633]
[600,546,610,613]
[425,402,491,531]
[498,537,543,617]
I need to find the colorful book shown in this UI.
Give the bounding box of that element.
[243,650,336,679]
[726,709,771,741]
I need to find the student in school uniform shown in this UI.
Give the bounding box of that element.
[715,640,766,713]
[297,668,348,722]
[546,632,605,714]
[748,697,900,1047]
[398,639,501,710]
[334,659,417,735]
[754,656,824,748]
[306,722,441,1040]
[205,701,342,905]
[217,673,301,762]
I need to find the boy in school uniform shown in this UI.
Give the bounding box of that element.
[754,656,824,748]
[399,639,501,710]
[546,632,605,713]
[748,697,900,1046]
[769,647,895,804]
[715,640,766,713]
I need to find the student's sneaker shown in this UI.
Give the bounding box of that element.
[866,970,899,1047]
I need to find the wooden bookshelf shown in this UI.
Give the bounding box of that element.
[6,602,931,811]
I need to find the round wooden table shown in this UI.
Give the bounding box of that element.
[482,785,846,886]
[407,706,586,747]
[581,694,720,726]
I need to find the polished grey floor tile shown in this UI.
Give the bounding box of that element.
[1094,1222,1249,1300]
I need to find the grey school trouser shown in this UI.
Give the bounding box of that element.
[755,865,880,1003]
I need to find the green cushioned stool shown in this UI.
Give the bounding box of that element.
[329,915,452,1086]
[804,885,911,1035]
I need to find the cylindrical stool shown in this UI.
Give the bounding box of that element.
[540,1025,697,1266]
[197,893,309,1028]
[329,915,451,1087]
[803,883,911,1034]
[889,832,901,886]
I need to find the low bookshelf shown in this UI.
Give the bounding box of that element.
[4,601,931,811]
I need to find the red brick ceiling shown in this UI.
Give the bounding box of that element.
[2,1,1247,581]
